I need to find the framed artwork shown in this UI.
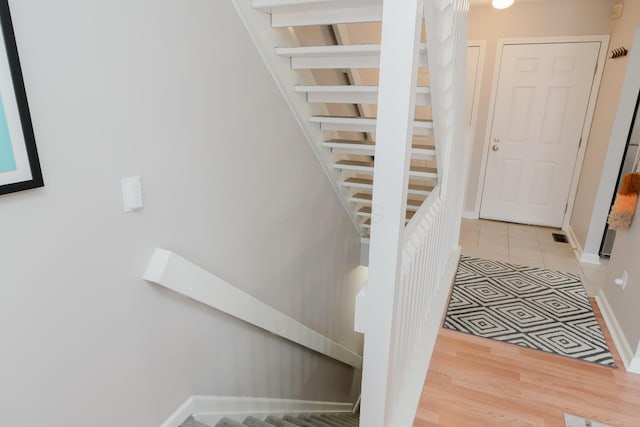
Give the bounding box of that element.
[0,0,42,196]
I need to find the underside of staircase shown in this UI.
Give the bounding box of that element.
[181,413,359,427]
[235,0,438,237]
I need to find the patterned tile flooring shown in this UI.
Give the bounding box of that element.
[459,219,609,296]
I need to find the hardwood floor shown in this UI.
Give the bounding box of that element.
[413,300,640,427]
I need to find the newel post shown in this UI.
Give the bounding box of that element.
[359,0,423,425]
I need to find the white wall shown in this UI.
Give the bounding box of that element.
[0,1,364,425]
[464,0,615,215]
[571,0,640,256]
[596,7,640,368]
[603,211,640,362]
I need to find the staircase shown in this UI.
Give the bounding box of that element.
[228,1,470,426]
[181,413,359,427]
[234,0,437,237]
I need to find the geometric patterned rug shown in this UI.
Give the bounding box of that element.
[443,256,616,367]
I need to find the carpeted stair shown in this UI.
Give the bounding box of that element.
[180,413,359,427]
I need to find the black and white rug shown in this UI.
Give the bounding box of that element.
[443,256,616,367]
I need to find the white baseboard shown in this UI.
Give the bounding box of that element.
[389,248,461,426]
[580,252,601,264]
[160,396,196,427]
[595,291,640,374]
[631,346,640,373]
[161,396,354,427]
[462,210,479,219]
[564,224,601,264]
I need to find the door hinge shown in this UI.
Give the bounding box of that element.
[578,136,583,148]
[594,61,598,76]
[565,203,569,214]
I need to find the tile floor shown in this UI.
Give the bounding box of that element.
[459,218,609,296]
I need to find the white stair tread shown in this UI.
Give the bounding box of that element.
[276,43,427,59]
[358,206,415,220]
[277,44,384,58]
[311,116,377,124]
[297,85,377,93]
[324,139,375,149]
[350,192,424,208]
[251,0,379,10]
[268,2,383,27]
[334,160,437,178]
[323,139,435,157]
[296,85,430,94]
[311,116,433,135]
[343,177,435,196]
[334,159,374,170]
[361,216,411,229]
[296,85,431,105]
[276,43,428,69]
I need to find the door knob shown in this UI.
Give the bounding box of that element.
[492,145,500,151]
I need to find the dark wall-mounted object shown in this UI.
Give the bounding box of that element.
[0,0,43,196]
[610,47,629,59]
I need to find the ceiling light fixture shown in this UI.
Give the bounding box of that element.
[492,0,515,9]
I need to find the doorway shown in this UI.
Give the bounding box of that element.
[479,38,607,228]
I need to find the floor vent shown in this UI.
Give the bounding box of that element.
[552,233,569,243]
[564,413,611,427]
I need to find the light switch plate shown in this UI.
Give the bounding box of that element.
[122,176,143,212]
[621,270,628,290]
[610,4,623,19]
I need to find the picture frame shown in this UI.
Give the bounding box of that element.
[0,0,42,196]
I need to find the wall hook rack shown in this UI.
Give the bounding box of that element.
[611,47,628,59]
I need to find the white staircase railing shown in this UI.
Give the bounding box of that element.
[144,249,363,369]
[356,0,470,426]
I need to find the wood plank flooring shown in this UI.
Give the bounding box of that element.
[414,300,640,427]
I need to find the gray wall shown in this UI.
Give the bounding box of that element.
[0,1,364,425]
[464,0,615,215]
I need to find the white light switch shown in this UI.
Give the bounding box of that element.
[611,4,623,19]
[614,270,628,290]
[122,176,143,212]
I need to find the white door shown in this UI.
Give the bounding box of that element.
[480,42,600,227]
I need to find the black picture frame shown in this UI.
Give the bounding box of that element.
[0,0,42,196]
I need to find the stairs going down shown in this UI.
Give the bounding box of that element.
[180,413,360,427]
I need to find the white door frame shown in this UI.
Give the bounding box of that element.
[467,40,487,129]
[461,40,486,220]
[473,35,610,228]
